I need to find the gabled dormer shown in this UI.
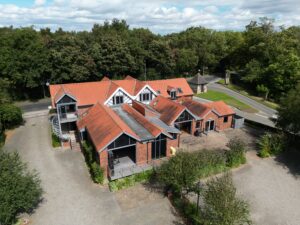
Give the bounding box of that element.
[137,86,156,104]
[167,86,177,100]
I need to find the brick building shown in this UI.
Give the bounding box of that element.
[49,76,236,180]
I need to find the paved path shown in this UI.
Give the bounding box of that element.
[3,114,178,225]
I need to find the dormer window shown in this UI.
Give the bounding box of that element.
[140,93,150,102]
[113,95,124,105]
[170,90,177,100]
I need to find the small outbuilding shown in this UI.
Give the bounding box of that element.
[188,72,208,94]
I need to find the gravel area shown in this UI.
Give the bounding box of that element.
[3,115,179,225]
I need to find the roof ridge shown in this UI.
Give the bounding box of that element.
[102,103,130,134]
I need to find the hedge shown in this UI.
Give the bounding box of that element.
[81,141,104,184]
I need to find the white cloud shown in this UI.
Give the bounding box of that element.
[0,0,299,33]
[35,0,47,6]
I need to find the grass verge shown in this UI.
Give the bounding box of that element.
[196,90,258,113]
[217,80,279,110]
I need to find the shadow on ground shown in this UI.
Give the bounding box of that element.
[275,150,300,177]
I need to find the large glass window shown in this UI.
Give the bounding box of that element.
[151,134,167,159]
[107,134,136,150]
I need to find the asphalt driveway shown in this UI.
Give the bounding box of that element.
[3,115,178,225]
[233,151,300,225]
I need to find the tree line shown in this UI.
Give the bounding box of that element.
[0,18,299,101]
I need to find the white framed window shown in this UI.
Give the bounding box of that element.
[113,96,124,105]
[140,93,151,102]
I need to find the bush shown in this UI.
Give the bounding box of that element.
[0,121,5,147]
[91,162,104,184]
[226,138,246,168]
[0,104,23,129]
[201,173,251,225]
[82,141,104,184]
[0,149,43,225]
[258,133,285,158]
[109,170,153,192]
[194,150,227,178]
[157,152,200,195]
[51,132,60,148]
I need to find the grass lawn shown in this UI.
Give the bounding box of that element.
[197,90,258,113]
[217,80,279,110]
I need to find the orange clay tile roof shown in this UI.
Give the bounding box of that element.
[122,104,163,138]
[147,78,193,98]
[182,99,235,118]
[77,103,139,151]
[150,95,186,125]
[181,99,211,118]
[101,76,110,81]
[206,101,235,116]
[49,77,194,108]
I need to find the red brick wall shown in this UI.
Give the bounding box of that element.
[217,115,233,130]
[167,137,179,157]
[136,142,151,165]
[99,150,108,177]
[202,111,220,131]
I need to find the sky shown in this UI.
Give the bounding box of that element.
[0,0,299,34]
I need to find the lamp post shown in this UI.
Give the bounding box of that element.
[196,181,203,214]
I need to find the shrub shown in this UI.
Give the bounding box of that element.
[226,138,246,168]
[0,121,5,147]
[0,149,43,225]
[258,133,285,158]
[194,150,227,178]
[157,152,200,195]
[82,141,104,184]
[109,170,153,192]
[91,162,104,184]
[201,173,251,225]
[0,104,23,129]
[51,132,60,148]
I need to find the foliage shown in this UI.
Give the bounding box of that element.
[0,19,299,101]
[256,84,269,100]
[197,90,257,113]
[81,141,104,184]
[258,133,285,158]
[0,121,5,147]
[0,149,43,225]
[157,152,200,195]
[226,138,247,167]
[109,170,153,192]
[172,196,201,225]
[0,104,23,129]
[157,147,245,196]
[51,132,60,148]
[193,150,227,178]
[200,173,251,225]
[276,83,300,135]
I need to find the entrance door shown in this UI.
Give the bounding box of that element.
[205,120,215,132]
[151,135,167,160]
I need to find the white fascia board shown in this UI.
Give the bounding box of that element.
[133,85,157,100]
[103,87,134,105]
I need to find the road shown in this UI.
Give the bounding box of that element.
[208,83,277,117]
[203,83,277,128]
[15,98,51,113]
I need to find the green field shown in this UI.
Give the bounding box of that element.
[196,90,258,113]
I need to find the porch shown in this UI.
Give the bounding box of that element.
[108,156,152,180]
